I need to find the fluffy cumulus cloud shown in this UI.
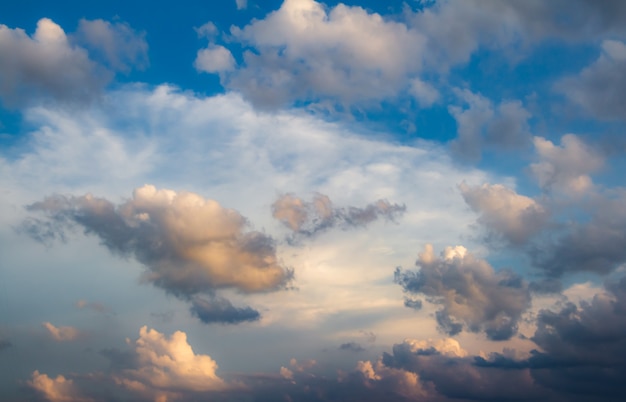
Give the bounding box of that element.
[0,18,106,107]
[115,326,227,398]
[0,17,146,107]
[28,371,91,402]
[272,192,405,240]
[194,44,236,73]
[459,182,548,245]
[41,322,82,342]
[225,0,427,107]
[531,134,604,194]
[26,185,292,296]
[395,244,531,340]
[23,185,292,325]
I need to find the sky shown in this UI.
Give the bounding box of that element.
[1,0,626,401]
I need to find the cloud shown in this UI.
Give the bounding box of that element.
[382,338,545,401]
[190,295,261,324]
[41,322,82,342]
[235,0,248,10]
[0,18,107,107]
[557,39,626,121]
[26,185,293,297]
[226,0,427,108]
[74,300,110,315]
[459,182,548,245]
[395,244,531,340]
[448,89,531,160]
[408,78,439,108]
[530,134,604,195]
[195,44,236,73]
[74,19,148,73]
[531,189,626,277]
[115,326,227,397]
[28,371,92,402]
[272,192,405,240]
[339,341,365,352]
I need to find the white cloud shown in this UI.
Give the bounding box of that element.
[42,322,82,342]
[408,78,439,108]
[194,44,236,73]
[235,0,248,10]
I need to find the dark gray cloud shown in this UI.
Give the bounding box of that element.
[394,244,531,340]
[190,295,261,324]
[476,277,626,401]
[382,339,549,401]
[530,191,626,277]
[272,193,405,241]
[339,342,365,353]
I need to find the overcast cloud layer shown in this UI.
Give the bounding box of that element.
[1,1,626,401]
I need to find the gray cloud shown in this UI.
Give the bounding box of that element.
[23,185,292,326]
[449,90,531,161]
[459,182,548,245]
[339,342,365,353]
[190,295,261,324]
[531,190,626,277]
[0,17,147,108]
[74,19,148,73]
[556,40,626,121]
[272,193,405,241]
[530,134,604,195]
[476,277,626,401]
[25,185,292,296]
[394,244,531,340]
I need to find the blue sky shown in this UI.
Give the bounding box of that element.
[1,1,626,401]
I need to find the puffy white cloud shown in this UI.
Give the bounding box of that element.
[116,326,227,394]
[28,371,91,402]
[194,44,236,73]
[531,134,604,194]
[395,244,531,340]
[459,182,548,245]
[42,322,82,342]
